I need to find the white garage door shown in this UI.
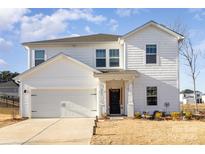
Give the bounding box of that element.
[31,89,97,118]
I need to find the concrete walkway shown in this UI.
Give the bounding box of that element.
[0,118,94,145]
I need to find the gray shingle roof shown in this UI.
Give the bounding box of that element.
[22,34,121,45]
[0,81,19,88]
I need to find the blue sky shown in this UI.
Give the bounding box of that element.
[0,8,204,92]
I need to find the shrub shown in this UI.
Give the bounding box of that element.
[135,112,141,119]
[154,112,163,120]
[171,112,180,120]
[184,112,192,120]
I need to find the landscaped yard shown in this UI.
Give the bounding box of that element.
[91,119,205,145]
[91,104,205,145]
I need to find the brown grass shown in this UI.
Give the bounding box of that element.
[91,119,205,145]
[0,107,20,121]
[181,104,205,113]
[0,104,21,127]
[91,104,205,145]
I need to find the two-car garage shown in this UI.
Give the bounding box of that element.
[31,89,97,118]
[15,54,100,118]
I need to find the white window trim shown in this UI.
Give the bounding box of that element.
[145,86,159,107]
[95,48,121,69]
[95,49,106,68]
[33,49,46,67]
[109,49,120,68]
[144,43,160,66]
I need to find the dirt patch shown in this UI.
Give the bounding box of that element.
[91,119,205,145]
[0,106,20,121]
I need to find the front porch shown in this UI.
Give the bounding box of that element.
[94,70,138,118]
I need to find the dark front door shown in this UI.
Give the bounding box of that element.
[109,89,120,114]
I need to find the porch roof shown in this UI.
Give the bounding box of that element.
[94,69,138,81]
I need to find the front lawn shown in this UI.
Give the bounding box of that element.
[91,119,205,145]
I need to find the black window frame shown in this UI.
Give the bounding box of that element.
[34,50,45,66]
[146,44,157,64]
[96,49,106,67]
[109,49,120,67]
[147,86,157,106]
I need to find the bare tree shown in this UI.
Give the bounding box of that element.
[181,39,200,112]
[170,20,200,113]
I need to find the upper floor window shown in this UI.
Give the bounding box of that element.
[35,50,45,66]
[146,44,157,64]
[96,49,106,67]
[109,49,119,67]
[147,87,157,106]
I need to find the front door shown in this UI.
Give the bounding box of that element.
[109,89,120,114]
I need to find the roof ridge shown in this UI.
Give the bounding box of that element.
[22,33,121,45]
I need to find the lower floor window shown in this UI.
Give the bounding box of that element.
[147,87,157,105]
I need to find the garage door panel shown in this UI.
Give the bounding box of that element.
[31,89,97,118]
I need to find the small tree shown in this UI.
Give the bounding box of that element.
[170,20,200,113]
[181,39,200,112]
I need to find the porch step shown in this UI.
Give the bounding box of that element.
[109,116,125,120]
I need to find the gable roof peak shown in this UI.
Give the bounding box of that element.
[122,20,184,40]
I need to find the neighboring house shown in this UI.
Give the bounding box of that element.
[0,81,19,97]
[180,89,203,104]
[202,94,205,103]
[14,21,184,118]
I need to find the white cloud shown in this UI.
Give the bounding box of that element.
[108,19,118,32]
[20,9,107,42]
[0,59,7,67]
[0,8,29,31]
[84,26,93,34]
[54,9,106,23]
[20,13,68,42]
[116,9,148,17]
[0,37,12,52]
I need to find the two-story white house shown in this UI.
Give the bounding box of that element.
[14,21,184,118]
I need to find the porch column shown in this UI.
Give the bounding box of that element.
[97,80,106,118]
[127,81,134,117]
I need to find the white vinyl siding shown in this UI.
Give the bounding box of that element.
[125,25,179,113]
[29,43,123,69]
[20,56,98,117]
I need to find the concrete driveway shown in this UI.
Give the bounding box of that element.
[0,118,94,145]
